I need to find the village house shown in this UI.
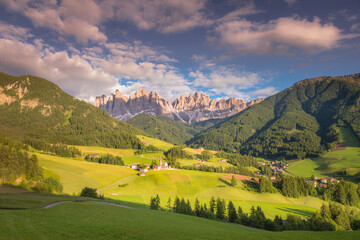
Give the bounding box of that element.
[139,171,145,177]
[87,154,100,158]
[218,159,227,162]
[131,163,141,170]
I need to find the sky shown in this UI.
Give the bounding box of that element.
[0,0,359,103]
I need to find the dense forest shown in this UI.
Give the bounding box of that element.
[0,136,62,192]
[0,73,143,149]
[188,74,360,159]
[127,113,226,145]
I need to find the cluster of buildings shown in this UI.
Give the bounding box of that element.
[305,177,340,188]
[131,157,170,176]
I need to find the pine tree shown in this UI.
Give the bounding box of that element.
[195,198,200,216]
[227,201,237,223]
[209,196,216,213]
[320,203,331,220]
[167,197,172,208]
[231,175,237,187]
[216,197,226,220]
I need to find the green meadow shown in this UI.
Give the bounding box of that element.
[1,201,359,240]
[34,151,321,219]
[287,127,360,181]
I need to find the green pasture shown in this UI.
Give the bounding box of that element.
[137,135,174,150]
[1,202,357,240]
[287,127,360,181]
[36,152,137,194]
[100,170,320,219]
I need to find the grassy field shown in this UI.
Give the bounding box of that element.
[100,170,319,219]
[36,153,137,194]
[33,151,321,219]
[0,201,359,240]
[287,127,360,181]
[137,135,174,150]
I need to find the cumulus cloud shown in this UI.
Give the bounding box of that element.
[248,87,278,98]
[284,0,296,6]
[214,17,359,55]
[0,21,191,101]
[2,0,106,44]
[0,21,32,40]
[106,0,211,33]
[189,66,264,100]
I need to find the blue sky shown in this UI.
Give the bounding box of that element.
[0,0,359,103]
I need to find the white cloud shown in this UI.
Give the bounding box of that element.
[0,21,191,101]
[214,17,359,55]
[2,0,106,44]
[0,21,32,40]
[248,87,278,98]
[284,0,296,6]
[107,0,211,33]
[189,66,264,100]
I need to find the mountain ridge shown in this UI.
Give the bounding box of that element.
[95,89,264,122]
[187,73,360,159]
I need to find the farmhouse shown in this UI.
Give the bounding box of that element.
[218,159,227,162]
[87,154,100,158]
[139,171,145,177]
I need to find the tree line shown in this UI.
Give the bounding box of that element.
[179,165,254,177]
[24,138,82,157]
[149,195,360,231]
[85,154,124,166]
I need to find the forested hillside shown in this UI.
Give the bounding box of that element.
[127,113,226,145]
[188,74,360,159]
[0,73,143,149]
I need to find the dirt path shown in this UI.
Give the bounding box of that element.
[140,154,157,160]
[301,197,320,209]
[97,175,136,194]
[42,200,134,209]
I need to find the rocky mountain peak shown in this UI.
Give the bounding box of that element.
[115,90,128,101]
[130,88,149,99]
[95,89,263,122]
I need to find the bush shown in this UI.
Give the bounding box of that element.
[80,187,98,198]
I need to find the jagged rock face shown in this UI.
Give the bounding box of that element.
[95,89,264,122]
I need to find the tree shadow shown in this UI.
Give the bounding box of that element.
[218,178,231,186]
[275,207,314,218]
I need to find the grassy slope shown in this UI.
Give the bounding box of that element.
[35,150,319,219]
[0,202,359,240]
[36,153,137,194]
[287,127,360,180]
[100,170,318,219]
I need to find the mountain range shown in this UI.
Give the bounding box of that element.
[188,73,360,159]
[95,89,263,122]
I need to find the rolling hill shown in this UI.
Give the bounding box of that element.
[188,73,360,159]
[0,72,143,149]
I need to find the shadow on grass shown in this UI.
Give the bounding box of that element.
[218,178,232,186]
[275,207,314,218]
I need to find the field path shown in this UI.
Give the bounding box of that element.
[97,175,136,194]
[301,197,320,209]
[42,200,134,209]
[140,154,157,160]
